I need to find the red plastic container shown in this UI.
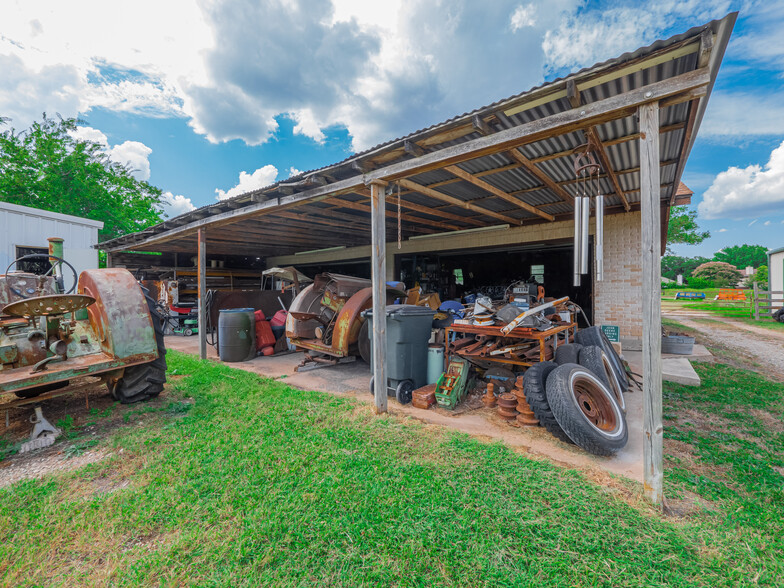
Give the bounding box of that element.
[270,309,287,327]
[254,313,276,352]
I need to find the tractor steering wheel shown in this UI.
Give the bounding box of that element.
[4,254,78,298]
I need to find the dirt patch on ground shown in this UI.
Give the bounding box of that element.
[0,380,186,488]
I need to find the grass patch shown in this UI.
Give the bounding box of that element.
[1,352,782,585]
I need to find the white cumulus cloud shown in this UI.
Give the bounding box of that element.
[70,126,153,181]
[161,192,196,217]
[291,109,326,143]
[718,228,727,232]
[510,4,537,31]
[215,165,279,200]
[699,140,784,220]
[288,167,302,177]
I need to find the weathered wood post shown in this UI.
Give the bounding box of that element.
[198,229,207,360]
[753,282,759,320]
[368,179,388,414]
[640,101,663,507]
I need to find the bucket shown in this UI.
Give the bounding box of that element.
[218,308,256,362]
[427,345,445,385]
[661,335,695,355]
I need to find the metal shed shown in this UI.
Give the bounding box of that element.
[99,13,738,506]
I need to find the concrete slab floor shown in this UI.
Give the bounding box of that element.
[166,335,645,483]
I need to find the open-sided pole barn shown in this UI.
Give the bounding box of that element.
[99,14,736,505]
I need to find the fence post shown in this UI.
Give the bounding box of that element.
[753,281,759,321]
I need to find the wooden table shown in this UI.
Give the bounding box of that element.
[445,322,577,368]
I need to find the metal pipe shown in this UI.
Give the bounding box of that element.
[580,195,590,274]
[595,194,605,281]
[574,198,580,277]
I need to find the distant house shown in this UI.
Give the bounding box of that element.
[0,202,104,291]
[768,247,784,309]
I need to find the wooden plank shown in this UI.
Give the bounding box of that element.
[639,101,663,508]
[445,164,556,221]
[585,127,630,211]
[369,180,388,415]
[668,98,699,205]
[506,149,575,203]
[197,229,207,361]
[397,178,523,226]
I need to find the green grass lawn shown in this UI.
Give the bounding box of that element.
[1,352,782,586]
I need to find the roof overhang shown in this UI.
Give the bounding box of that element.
[99,13,735,258]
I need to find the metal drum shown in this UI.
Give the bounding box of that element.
[218,308,256,362]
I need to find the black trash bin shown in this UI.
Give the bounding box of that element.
[363,304,436,404]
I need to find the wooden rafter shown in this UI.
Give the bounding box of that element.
[585,128,630,211]
[397,178,522,225]
[363,187,484,227]
[327,195,460,232]
[506,149,574,203]
[444,165,556,221]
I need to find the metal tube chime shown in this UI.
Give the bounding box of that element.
[595,194,605,281]
[573,196,583,287]
[580,194,590,275]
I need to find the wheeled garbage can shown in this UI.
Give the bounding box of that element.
[362,304,436,404]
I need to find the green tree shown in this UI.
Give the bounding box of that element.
[0,114,163,241]
[713,244,768,269]
[692,261,743,288]
[752,265,769,289]
[661,255,710,281]
[666,206,709,252]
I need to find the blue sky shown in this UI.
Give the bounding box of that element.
[1,1,783,259]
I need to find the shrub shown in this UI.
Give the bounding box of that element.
[661,282,679,290]
[692,261,743,288]
[686,276,713,289]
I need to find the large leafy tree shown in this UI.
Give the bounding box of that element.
[666,206,709,252]
[661,255,710,281]
[692,261,743,288]
[713,244,768,269]
[0,114,163,241]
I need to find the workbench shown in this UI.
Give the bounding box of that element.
[445,322,577,368]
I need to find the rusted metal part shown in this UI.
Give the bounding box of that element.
[2,294,95,318]
[412,383,436,409]
[0,352,154,394]
[572,375,620,433]
[78,269,157,361]
[482,382,497,407]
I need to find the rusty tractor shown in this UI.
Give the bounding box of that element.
[0,238,166,404]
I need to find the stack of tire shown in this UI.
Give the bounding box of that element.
[523,326,629,456]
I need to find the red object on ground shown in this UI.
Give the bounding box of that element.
[262,346,274,356]
[270,309,287,327]
[255,314,276,352]
[254,309,266,321]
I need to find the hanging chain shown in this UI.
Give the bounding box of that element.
[397,181,402,250]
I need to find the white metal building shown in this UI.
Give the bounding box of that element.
[0,201,104,291]
[768,246,784,310]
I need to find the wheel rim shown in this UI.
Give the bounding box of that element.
[569,372,622,436]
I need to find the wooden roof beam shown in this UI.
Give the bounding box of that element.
[328,194,461,232]
[397,178,523,226]
[444,165,556,221]
[585,128,630,211]
[506,149,575,203]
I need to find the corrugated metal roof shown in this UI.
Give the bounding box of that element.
[100,13,736,255]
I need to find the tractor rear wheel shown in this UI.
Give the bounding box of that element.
[107,289,167,404]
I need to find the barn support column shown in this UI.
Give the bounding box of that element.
[639,101,663,507]
[368,179,388,414]
[198,229,208,361]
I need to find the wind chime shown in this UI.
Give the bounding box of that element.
[572,145,604,287]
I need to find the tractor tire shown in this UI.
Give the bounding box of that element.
[545,363,627,456]
[358,320,371,364]
[774,308,784,324]
[575,326,629,391]
[554,343,582,366]
[107,289,167,404]
[14,380,69,399]
[523,361,573,444]
[578,345,626,413]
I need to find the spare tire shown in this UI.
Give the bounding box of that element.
[578,345,625,413]
[575,326,629,391]
[546,363,628,456]
[358,320,371,363]
[523,361,573,444]
[554,343,582,366]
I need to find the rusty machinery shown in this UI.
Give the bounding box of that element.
[0,238,166,406]
[285,273,404,369]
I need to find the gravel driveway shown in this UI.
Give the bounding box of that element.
[669,316,784,380]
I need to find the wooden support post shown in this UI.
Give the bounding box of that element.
[198,229,207,361]
[753,282,760,321]
[105,252,113,268]
[369,179,388,414]
[640,101,663,507]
